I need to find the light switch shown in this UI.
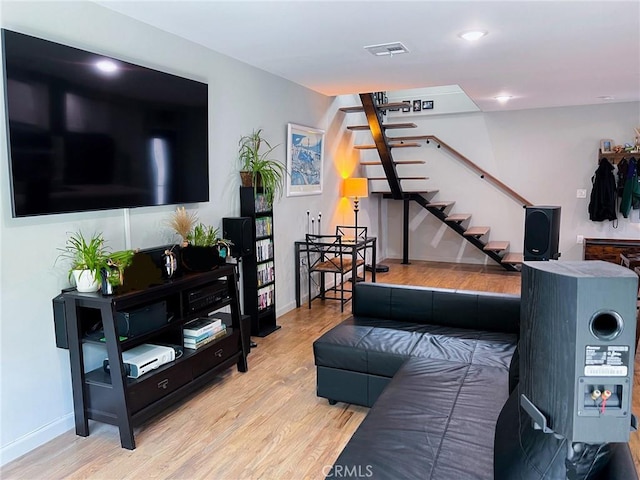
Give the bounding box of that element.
[576,189,587,199]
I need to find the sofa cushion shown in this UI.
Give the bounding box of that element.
[332,356,511,479]
[313,317,424,377]
[314,318,517,379]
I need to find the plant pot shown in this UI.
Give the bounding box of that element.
[72,269,101,293]
[180,245,220,272]
[240,171,254,187]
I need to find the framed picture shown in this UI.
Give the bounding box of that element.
[412,100,421,112]
[600,139,614,153]
[401,100,411,113]
[422,100,434,110]
[286,123,325,196]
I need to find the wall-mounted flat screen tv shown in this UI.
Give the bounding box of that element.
[2,29,209,217]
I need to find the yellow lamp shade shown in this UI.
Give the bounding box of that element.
[343,177,369,199]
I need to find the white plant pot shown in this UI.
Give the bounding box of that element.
[72,269,100,293]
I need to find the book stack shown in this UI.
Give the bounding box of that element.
[183,317,227,350]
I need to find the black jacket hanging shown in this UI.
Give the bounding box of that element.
[588,158,617,221]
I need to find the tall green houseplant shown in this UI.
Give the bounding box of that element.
[238,129,286,205]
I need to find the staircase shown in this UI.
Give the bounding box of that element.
[340,93,532,271]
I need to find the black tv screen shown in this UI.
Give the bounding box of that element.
[2,29,209,217]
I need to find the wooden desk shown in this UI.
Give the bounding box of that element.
[294,237,376,308]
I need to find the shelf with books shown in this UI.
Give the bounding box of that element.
[239,186,280,337]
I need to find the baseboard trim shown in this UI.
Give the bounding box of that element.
[1,413,74,466]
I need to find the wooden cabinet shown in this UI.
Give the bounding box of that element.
[583,238,640,264]
[59,265,248,449]
[239,186,280,337]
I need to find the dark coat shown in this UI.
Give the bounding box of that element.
[588,159,617,221]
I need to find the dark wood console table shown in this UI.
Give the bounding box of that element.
[583,238,640,264]
[59,265,248,449]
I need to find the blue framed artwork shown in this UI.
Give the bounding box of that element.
[286,123,325,196]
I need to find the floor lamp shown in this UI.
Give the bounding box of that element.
[343,177,368,233]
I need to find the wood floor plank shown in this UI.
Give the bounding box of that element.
[2,259,637,479]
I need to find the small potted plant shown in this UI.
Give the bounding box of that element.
[101,249,136,295]
[57,231,109,292]
[238,128,286,205]
[167,207,232,271]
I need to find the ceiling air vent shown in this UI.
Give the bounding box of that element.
[364,42,409,57]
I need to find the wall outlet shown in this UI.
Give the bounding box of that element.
[576,189,587,199]
[576,235,584,244]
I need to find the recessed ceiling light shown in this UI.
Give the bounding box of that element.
[598,95,615,101]
[95,59,118,73]
[494,95,513,103]
[459,30,488,42]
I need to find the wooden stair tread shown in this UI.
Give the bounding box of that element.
[373,189,439,196]
[387,135,432,141]
[427,201,455,210]
[339,106,365,113]
[502,252,523,264]
[368,176,428,180]
[339,102,410,113]
[445,213,472,222]
[463,226,490,237]
[484,241,510,252]
[360,160,426,165]
[355,142,421,150]
[347,122,417,131]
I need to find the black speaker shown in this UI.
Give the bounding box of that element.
[524,205,561,261]
[223,217,253,257]
[520,261,637,443]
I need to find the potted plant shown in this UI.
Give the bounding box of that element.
[57,231,109,293]
[101,249,136,294]
[238,128,286,204]
[167,208,233,271]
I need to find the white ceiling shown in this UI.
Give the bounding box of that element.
[97,0,640,112]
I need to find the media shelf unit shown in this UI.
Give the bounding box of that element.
[59,265,249,450]
[240,186,280,337]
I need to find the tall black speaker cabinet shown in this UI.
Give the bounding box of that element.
[524,205,561,261]
[239,186,280,337]
[520,261,637,444]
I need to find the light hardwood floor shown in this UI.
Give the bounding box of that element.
[2,260,638,479]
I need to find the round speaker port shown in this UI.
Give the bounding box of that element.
[589,310,623,341]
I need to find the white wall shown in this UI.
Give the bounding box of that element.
[380,102,640,263]
[0,1,346,464]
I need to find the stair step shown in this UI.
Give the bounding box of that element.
[347,122,417,131]
[445,213,472,223]
[427,201,455,211]
[386,135,432,142]
[368,176,428,180]
[360,159,426,165]
[374,189,438,195]
[339,102,411,113]
[355,142,421,150]
[502,252,523,265]
[484,241,510,252]
[463,226,490,238]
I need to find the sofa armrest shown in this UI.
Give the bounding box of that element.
[353,282,520,334]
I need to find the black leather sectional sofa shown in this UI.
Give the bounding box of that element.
[313,282,637,479]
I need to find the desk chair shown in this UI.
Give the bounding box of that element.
[336,225,368,282]
[306,234,364,312]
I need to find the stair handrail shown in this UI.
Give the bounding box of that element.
[422,135,533,208]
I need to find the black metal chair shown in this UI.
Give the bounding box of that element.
[336,225,368,281]
[305,234,364,312]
